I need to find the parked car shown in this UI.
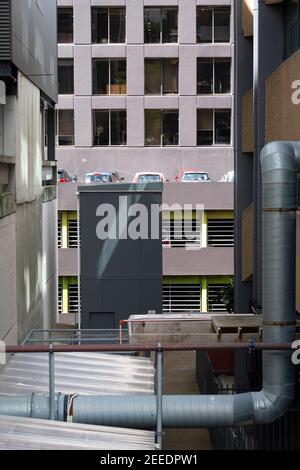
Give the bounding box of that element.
[133,172,166,183]
[57,169,76,183]
[175,170,210,183]
[220,171,234,183]
[84,171,123,184]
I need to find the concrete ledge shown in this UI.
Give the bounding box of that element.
[0,192,16,219]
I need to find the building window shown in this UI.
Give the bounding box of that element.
[93,110,127,146]
[207,219,234,247]
[145,110,179,146]
[163,284,201,313]
[162,212,202,248]
[197,7,230,43]
[145,59,178,95]
[197,59,231,94]
[208,284,228,312]
[57,110,74,146]
[57,7,73,43]
[58,59,74,95]
[92,59,126,95]
[285,0,300,57]
[92,7,126,43]
[197,109,231,146]
[144,8,178,43]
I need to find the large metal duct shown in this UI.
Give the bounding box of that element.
[0,142,298,428]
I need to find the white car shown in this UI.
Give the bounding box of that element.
[133,172,166,183]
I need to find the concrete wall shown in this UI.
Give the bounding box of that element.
[265,49,300,142]
[11,0,57,102]
[42,199,58,330]
[0,213,17,344]
[16,74,42,204]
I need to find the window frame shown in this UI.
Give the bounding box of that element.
[58,59,74,95]
[145,109,179,147]
[57,7,74,44]
[197,58,231,95]
[144,7,178,44]
[145,58,179,95]
[92,59,127,95]
[56,109,75,147]
[196,6,231,44]
[93,109,127,147]
[91,7,126,44]
[197,109,231,146]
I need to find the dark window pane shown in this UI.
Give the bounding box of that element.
[58,110,74,146]
[197,109,213,146]
[214,59,231,93]
[111,111,127,145]
[162,111,178,146]
[162,8,178,43]
[197,59,213,94]
[110,60,127,94]
[144,8,161,43]
[58,59,74,94]
[92,8,108,43]
[163,59,178,94]
[145,60,161,94]
[197,8,212,43]
[110,8,126,43]
[92,60,109,94]
[215,110,231,144]
[145,110,161,146]
[214,9,231,42]
[58,8,73,43]
[93,111,109,146]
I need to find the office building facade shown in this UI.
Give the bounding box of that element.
[56,0,234,324]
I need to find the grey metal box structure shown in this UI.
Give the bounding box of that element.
[79,184,163,329]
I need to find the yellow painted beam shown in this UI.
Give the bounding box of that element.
[61,212,68,249]
[62,277,69,314]
[201,278,208,313]
[202,211,208,248]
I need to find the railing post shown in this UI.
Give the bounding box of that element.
[156,343,163,450]
[49,344,55,420]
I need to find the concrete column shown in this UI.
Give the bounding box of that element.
[74,0,91,45]
[179,96,196,146]
[127,45,144,96]
[74,97,92,147]
[179,46,196,96]
[126,96,144,147]
[179,0,196,44]
[74,46,92,96]
[127,0,144,44]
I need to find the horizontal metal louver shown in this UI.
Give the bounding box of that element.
[57,217,62,249]
[0,1,11,60]
[68,219,78,248]
[163,284,201,313]
[58,283,62,315]
[208,284,227,312]
[68,284,78,314]
[162,217,201,248]
[207,219,234,247]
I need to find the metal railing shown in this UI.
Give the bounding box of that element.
[2,341,298,450]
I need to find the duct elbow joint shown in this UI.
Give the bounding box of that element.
[253,389,293,425]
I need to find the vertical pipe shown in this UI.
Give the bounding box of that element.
[156,344,163,450]
[49,344,55,420]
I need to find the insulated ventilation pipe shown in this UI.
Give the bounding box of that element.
[0,142,298,428]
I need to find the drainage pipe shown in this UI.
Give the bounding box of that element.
[0,142,298,428]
